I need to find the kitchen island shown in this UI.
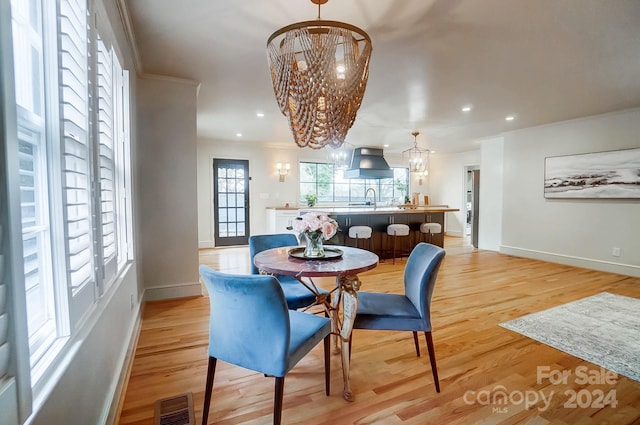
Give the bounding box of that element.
[299,206,459,257]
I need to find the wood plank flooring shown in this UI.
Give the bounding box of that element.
[117,237,640,424]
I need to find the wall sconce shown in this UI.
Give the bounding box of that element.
[276,162,290,182]
[418,170,429,185]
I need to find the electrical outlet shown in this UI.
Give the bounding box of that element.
[612,247,621,257]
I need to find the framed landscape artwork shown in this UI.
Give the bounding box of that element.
[544,148,640,199]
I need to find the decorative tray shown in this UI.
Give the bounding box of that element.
[288,247,344,260]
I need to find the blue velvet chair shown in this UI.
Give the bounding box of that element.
[249,233,330,310]
[199,265,331,425]
[352,242,445,392]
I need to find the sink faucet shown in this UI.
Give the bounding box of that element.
[365,187,377,210]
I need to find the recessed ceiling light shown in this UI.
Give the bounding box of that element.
[256,112,265,118]
[236,133,243,137]
[505,115,515,121]
[461,105,472,112]
[383,144,389,148]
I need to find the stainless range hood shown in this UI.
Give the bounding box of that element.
[343,147,393,179]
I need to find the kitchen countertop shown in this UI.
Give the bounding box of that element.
[299,206,459,215]
[265,206,301,210]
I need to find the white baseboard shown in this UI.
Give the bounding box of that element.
[144,282,203,301]
[199,240,214,249]
[445,230,465,237]
[500,245,640,278]
[103,302,143,425]
[104,282,203,424]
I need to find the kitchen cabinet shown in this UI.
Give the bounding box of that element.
[266,208,300,236]
[333,214,369,247]
[419,212,445,247]
[368,213,408,256]
[299,206,458,258]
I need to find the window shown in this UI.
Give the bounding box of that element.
[8,0,132,384]
[59,0,95,327]
[96,34,131,289]
[11,0,60,370]
[300,162,410,204]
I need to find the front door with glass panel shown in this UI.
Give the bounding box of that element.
[213,159,250,246]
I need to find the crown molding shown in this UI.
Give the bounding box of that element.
[115,0,143,73]
[138,73,201,90]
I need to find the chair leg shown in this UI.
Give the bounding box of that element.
[392,232,397,264]
[412,331,421,357]
[424,331,440,393]
[274,377,285,425]
[202,357,217,425]
[324,335,331,396]
[406,235,411,260]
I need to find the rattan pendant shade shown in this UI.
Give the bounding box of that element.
[267,15,372,149]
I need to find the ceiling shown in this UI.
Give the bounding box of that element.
[124,0,640,154]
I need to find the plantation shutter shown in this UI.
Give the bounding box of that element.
[0,169,19,425]
[2,1,28,416]
[113,55,131,268]
[58,0,96,326]
[96,35,117,286]
[0,164,19,425]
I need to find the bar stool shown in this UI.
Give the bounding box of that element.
[420,222,442,245]
[386,224,410,264]
[348,225,373,251]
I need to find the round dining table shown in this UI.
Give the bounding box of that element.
[253,245,379,401]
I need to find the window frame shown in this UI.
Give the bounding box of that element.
[6,0,134,395]
[299,161,410,204]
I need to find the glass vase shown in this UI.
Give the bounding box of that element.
[303,232,325,258]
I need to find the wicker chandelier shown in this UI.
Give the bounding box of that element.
[267,0,372,149]
[403,131,430,173]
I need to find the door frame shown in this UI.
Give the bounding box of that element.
[463,164,480,245]
[213,158,250,246]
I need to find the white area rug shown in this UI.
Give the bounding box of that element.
[500,292,640,382]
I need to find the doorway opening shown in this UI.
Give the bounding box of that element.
[465,166,480,248]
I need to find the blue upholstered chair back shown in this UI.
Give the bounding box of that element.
[199,265,290,376]
[249,233,299,275]
[403,243,446,328]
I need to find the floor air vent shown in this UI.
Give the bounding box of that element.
[154,392,195,425]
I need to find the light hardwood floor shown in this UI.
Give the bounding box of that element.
[117,237,640,424]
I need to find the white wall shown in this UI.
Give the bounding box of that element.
[501,108,640,277]
[197,141,302,247]
[27,267,141,425]
[478,137,504,251]
[137,76,200,299]
[429,150,481,236]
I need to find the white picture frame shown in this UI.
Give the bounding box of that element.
[544,148,640,199]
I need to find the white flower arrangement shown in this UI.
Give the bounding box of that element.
[289,212,338,241]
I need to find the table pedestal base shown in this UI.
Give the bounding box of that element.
[332,275,360,402]
[254,245,378,403]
